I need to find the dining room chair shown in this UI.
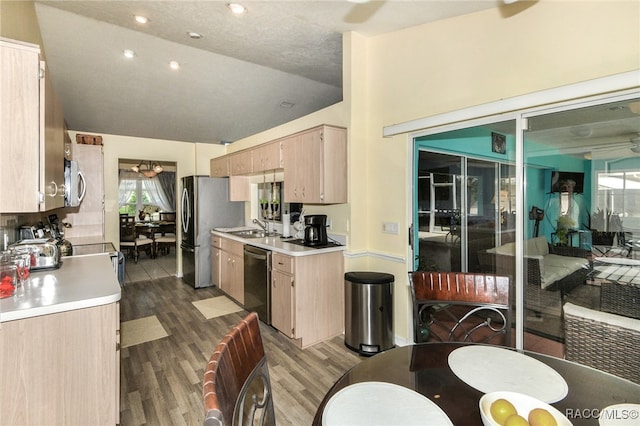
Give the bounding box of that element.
[408,271,512,346]
[202,312,275,426]
[154,217,176,256]
[119,217,153,263]
[563,302,640,384]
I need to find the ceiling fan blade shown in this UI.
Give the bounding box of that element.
[344,0,386,24]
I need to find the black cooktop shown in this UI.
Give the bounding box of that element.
[282,239,343,249]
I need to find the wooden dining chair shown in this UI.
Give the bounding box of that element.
[119,216,153,263]
[408,271,512,346]
[203,312,275,426]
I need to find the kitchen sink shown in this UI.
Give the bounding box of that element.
[227,229,276,238]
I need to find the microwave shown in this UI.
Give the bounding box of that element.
[64,158,86,207]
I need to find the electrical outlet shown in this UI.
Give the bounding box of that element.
[382,222,399,234]
[327,219,332,230]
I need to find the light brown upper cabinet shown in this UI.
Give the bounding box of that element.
[252,140,283,173]
[0,38,65,213]
[283,125,347,204]
[229,150,252,176]
[209,156,229,178]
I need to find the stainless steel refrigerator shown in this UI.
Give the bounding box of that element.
[180,176,244,288]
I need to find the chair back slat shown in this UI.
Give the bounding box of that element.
[203,312,275,426]
[409,271,512,345]
[411,271,510,305]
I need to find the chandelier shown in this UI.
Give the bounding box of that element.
[132,160,164,178]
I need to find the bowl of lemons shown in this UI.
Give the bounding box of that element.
[479,391,572,426]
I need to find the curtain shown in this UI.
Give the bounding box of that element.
[141,178,173,212]
[156,171,176,212]
[118,170,138,206]
[118,169,175,213]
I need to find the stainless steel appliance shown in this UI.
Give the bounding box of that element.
[64,158,86,207]
[180,176,244,288]
[243,245,271,325]
[8,238,62,270]
[304,214,328,246]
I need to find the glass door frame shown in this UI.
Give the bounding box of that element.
[410,86,640,350]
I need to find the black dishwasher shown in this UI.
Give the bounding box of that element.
[243,245,272,325]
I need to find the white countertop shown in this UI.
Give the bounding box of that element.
[210,229,346,256]
[0,253,121,323]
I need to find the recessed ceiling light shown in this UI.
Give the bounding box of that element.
[169,61,180,70]
[187,31,202,40]
[134,15,148,24]
[227,3,247,15]
[123,49,135,59]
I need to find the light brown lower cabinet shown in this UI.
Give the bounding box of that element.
[271,251,344,348]
[0,302,120,425]
[215,236,244,304]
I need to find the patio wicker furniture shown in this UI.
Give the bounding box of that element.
[564,302,640,384]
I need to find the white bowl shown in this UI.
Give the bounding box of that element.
[479,391,572,426]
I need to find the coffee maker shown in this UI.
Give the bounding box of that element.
[304,214,328,246]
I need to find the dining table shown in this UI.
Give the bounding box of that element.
[134,221,176,257]
[313,342,640,426]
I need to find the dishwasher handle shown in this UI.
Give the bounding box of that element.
[244,246,271,268]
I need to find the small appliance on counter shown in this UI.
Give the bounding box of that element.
[8,239,62,270]
[304,214,328,246]
[47,214,73,256]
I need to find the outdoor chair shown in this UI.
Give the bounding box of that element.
[564,302,640,384]
[408,271,512,346]
[203,312,275,426]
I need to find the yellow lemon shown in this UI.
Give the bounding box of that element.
[490,399,518,425]
[528,408,558,426]
[504,414,531,426]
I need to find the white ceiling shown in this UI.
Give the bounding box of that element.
[33,0,502,144]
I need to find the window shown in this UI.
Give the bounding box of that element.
[118,170,175,217]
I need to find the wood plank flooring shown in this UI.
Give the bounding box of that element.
[119,275,363,425]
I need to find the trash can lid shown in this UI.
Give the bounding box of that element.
[345,271,395,284]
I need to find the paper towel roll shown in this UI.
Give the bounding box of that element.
[282,213,291,237]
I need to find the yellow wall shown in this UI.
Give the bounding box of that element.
[359,1,640,340]
[66,131,206,274]
[0,1,43,46]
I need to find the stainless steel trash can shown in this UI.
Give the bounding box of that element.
[344,271,394,355]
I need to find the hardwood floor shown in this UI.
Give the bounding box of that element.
[119,274,362,425]
[119,253,563,424]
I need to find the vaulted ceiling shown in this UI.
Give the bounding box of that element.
[34,1,500,144]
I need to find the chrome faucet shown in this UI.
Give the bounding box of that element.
[253,218,268,232]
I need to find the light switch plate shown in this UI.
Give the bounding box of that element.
[382,222,399,234]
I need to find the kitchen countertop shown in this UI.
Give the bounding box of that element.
[211,228,346,256]
[0,253,121,323]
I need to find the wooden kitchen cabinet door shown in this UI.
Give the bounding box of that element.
[40,63,66,211]
[0,39,41,212]
[210,156,229,177]
[271,268,295,338]
[219,237,244,304]
[211,245,221,287]
[283,125,347,204]
[252,140,282,173]
[229,150,252,175]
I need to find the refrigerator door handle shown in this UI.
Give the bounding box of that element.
[181,187,190,234]
[180,243,195,253]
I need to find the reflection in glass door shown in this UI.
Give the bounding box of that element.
[415,151,515,273]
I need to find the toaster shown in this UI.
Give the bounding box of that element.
[9,239,62,271]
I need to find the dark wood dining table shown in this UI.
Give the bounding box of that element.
[313,343,640,425]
